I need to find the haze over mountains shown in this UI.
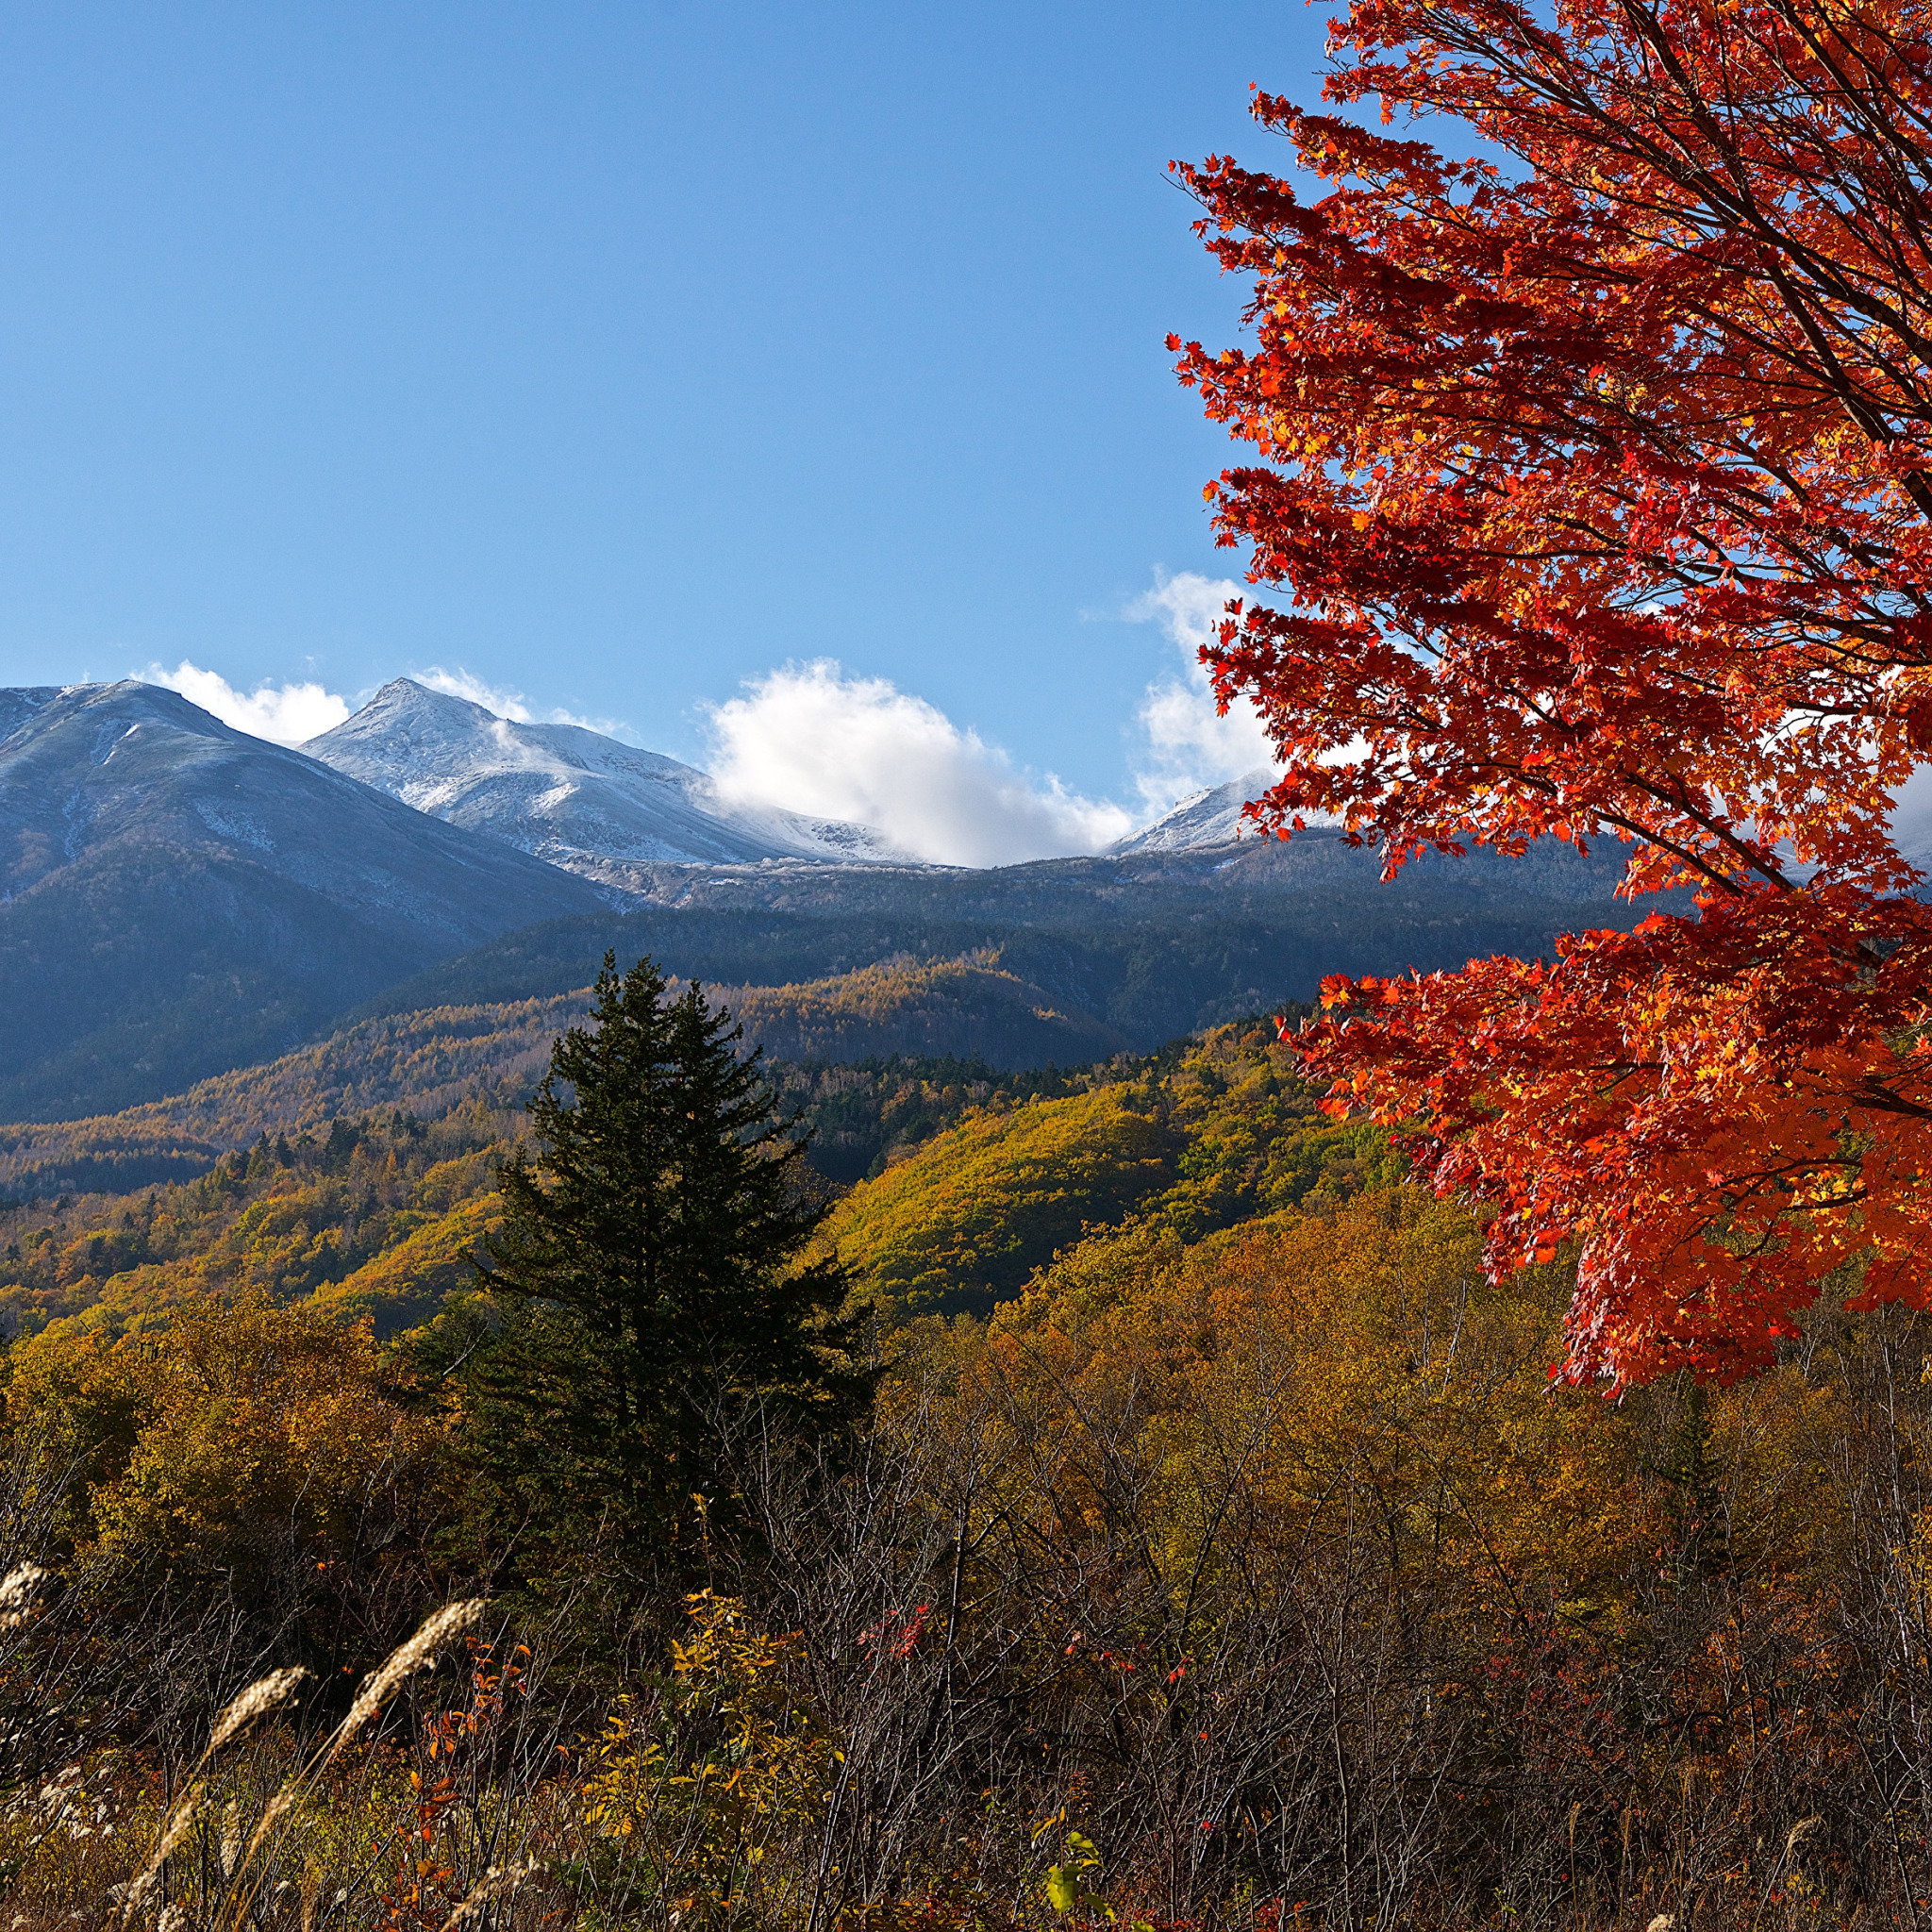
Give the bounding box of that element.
[0,673,1663,1130]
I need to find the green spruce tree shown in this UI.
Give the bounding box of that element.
[464,951,868,1564]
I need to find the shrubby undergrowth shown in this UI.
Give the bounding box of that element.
[0,1025,1926,1927]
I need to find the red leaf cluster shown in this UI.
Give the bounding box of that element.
[1172,0,1932,1383]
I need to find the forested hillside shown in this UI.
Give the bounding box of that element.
[0,996,586,1200]
[724,954,1128,1067]
[0,955,1146,1201]
[4,995,1930,1927]
[0,675,1674,1127]
[0,1018,1351,1343]
[0,684,609,1122]
[819,1022,1401,1317]
[0,1103,510,1341]
[354,831,1671,1053]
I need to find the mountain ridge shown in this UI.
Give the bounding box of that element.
[1111,767,1277,854]
[0,681,609,1119]
[305,676,912,877]
[345,830,1670,1056]
[0,955,1133,1202]
[0,675,1672,1125]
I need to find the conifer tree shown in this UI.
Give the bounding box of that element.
[467,952,866,1558]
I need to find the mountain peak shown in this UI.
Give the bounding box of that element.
[1112,769,1278,856]
[346,676,497,728]
[0,676,608,1119]
[367,675,470,707]
[306,680,912,874]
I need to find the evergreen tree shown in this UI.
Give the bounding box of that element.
[466,952,867,1561]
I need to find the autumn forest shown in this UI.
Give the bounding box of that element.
[13,0,1932,1927]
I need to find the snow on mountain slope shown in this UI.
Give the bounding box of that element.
[1110,769,1277,855]
[0,685,64,743]
[0,680,611,1119]
[305,679,912,877]
[0,681,609,932]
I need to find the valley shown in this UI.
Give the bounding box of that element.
[6,7,1923,1919]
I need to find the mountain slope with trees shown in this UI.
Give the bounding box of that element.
[818,1021,1405,1319]
[720,955,1129,1066]
[3,997,1930,1925]
[0,682,608,1121]
[359,831,1670,1055]
[0,959,1142,1205]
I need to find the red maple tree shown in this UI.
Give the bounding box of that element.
[1171,0,1932,1386]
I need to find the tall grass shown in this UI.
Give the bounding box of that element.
[8,1284,1932,1925]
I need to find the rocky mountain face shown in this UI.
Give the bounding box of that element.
[1110,769,1277,854]
[305,678,908,879]
[0,681,609,1120]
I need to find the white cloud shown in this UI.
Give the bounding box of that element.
[411,664,638,741]
[412,666,534,723]
[142,660,350,745]
[707,660,1134,867]
[1125,571,1278,812]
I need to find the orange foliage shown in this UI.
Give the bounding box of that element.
[1172,0,1932,1382]
[978,1188,1651,1618]
[4,1293,445,1573]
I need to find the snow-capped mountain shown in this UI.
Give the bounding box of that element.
[0,680,608,1119]
[304,679,911,880]
[0,686,63,742]
[1110,769,1277,855]
[0,680,608,932]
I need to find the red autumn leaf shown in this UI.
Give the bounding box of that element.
[1173,0,1932,1387]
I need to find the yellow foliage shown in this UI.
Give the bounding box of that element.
[898,1186,1658,1636]
[719,954,1128,1066]
[823,1085,1180,1319]
[583,1591,829,1924]
[5,1293,444,1571]
[821,1024,1414,1325]
[307,1192,501,1333]
[0,1107,510,1341]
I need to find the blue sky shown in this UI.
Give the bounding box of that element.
[0,2,1340,852]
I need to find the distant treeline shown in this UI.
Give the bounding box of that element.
[0,1015,1332,1345]
[352,833,1652,1059]
[0,958,1280,1207]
